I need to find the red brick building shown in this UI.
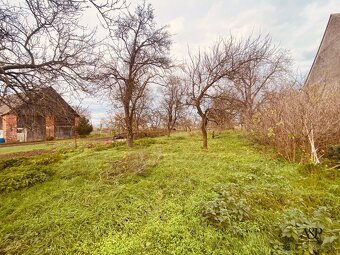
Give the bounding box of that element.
[0,87,79,143]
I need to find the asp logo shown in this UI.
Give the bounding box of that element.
[304,228,323,241]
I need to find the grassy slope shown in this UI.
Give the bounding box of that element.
[0,132,339,254]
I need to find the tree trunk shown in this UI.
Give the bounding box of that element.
[167,115,173,137]
[126,117,134,147]
[201,116,208,149]
[126,131,133,147]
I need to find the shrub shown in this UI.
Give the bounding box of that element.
[75,117,93,136]
[46,136,55,141]
[328,145,340,161]
[251,84,340,163]
[202,184,250,235]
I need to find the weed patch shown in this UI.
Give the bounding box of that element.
[274,207,340,254]
[167,135,186,140]
[298,163,339,180]
[202,183,251,235]
[0,158,27,171]
[0,165,52,192]
[100,151,161,181]
[0,152,67,192]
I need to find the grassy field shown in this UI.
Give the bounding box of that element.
[0,136,111,155]
[0,132,339,254]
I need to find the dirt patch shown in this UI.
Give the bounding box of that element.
[0,149,55,159]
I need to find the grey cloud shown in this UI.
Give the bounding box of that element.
[85,0,338,123]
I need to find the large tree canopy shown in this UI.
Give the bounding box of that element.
[0,0,123,107]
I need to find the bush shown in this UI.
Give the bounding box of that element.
[250,84,340,163]
[75,117,93,136]
[328,145,340,161]
[46,136,55,141]
[202,184,250,235]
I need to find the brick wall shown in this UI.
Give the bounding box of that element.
[75,117,80,126]
[3,114,17,142]
[46,116,55,138]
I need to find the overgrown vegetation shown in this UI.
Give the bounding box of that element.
[202,184,251,234]
[0,152,65,192]
[275,207,339,254]
[100,151,161,181]
[0,165,52,192]
[251,83,340,164]
[202,183,339,254]
[0,132,339,254]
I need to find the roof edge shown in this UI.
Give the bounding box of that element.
[305,14,332,85]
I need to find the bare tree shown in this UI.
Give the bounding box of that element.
[107,89,153,135]
[0,0,128,113]
[100,2,171,147]
[208,90,241,130]
[160,75,185,136]
[184,35,289,149]
[231,36,290,126]
[107,110,126,134]
[185,37,257,149]
[145,107,163,130]
[185,42,224,149]
[73,105,91,118]
[177,114,196,132]
[0,1,99,104]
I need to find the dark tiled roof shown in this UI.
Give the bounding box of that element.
[0,87,79,117]
[0,94,26,115]
[306,13,340,86]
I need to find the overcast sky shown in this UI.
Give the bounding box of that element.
[82,0,339,126]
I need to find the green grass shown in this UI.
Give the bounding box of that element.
[0,136,111,155]
[0,143,54,154]
[0,131,339,254]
